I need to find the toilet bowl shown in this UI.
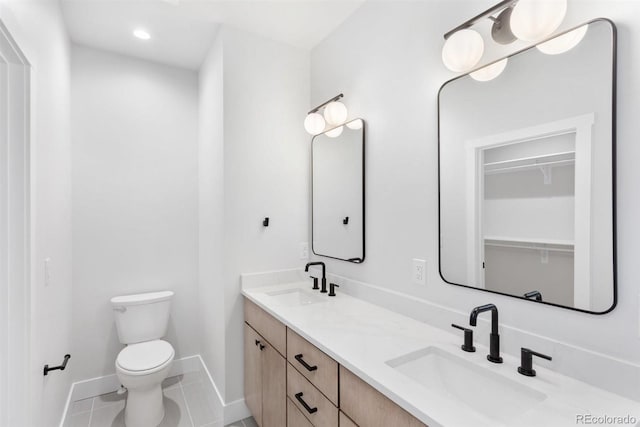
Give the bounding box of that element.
[116,339,175,426]
[111,291,175,427]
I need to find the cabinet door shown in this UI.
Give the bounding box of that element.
[244,323,263,426]
[340,366,426,427]
[261,341,286,427]
[287,398,314,427]
[340,411,358,427]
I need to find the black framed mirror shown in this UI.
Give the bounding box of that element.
[312,118,365,263]
[438,19,616,313]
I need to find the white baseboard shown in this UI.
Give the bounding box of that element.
[197,354,250,424]
[60,354,250,426]
[68,355,202,402]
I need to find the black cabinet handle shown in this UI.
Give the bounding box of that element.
[294,354,318,371]
[255,340,260,346]
[295,392,318,414]
[259,344,265,351]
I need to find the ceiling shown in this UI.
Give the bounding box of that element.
[61,0,366,70]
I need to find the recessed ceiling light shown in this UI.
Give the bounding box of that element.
[133,29,151,40]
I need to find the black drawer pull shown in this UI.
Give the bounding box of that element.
[295,392,318,414]
[295,354,318,372]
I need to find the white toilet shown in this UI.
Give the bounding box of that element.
[111,291,175,427]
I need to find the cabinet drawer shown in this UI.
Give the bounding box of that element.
[287,329,339,405]
[287,363,338,427]
[339,366,427,427]
[287,397,314,427]
[244,298,286,356]
[339,412,358,427]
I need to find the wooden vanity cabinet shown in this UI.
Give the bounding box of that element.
[243,297,427,427]
[339,366,427,427]
[339,412,358,427]
[244,299,287,427]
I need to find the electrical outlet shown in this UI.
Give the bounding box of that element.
[44,257,51,287]
[300,242,309,260]
[412,258,426,285]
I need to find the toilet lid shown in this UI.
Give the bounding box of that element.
[116,340,174,372]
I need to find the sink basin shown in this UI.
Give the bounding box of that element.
[266,288,324,306]
[386,346,547,424]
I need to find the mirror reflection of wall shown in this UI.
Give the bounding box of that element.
[438,20,615,313]
[312,119,365,262]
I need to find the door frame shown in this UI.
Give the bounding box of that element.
[465,114,594,306]
[0,19,31,427]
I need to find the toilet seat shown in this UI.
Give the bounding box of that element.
[116,339,174,376]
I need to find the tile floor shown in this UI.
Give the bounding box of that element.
[63,370,255,427]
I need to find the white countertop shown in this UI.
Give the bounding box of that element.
[242,281,640,427]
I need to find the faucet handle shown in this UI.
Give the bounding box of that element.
[328,283,339,297]
[518,348,552,377]
[451,324,476,352]
[309,276,319,290]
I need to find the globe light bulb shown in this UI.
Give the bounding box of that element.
[510,0,567,42]
[536,25,588,55]
[323,101,348,125]
[442,29,485,73]
[470,58,508,82]
[326,126,344,138]
[304,113,326,135]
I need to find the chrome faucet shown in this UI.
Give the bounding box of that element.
[305,262,327,293]
[469,304,503,363]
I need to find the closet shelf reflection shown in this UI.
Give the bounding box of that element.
[484,151,575,175]
[484,236,574,253]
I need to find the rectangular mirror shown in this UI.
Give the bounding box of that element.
[312,118,365,263]
[438,19,616,313]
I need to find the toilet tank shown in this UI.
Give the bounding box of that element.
[111,291,174,344]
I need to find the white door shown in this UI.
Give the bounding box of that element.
[0,20,31,427]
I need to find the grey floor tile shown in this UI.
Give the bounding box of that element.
[182,382,223,427]
[179,370,205,386]
[93,391,126,410]
[242,417,258,427]
[89,403,125,427]
[70,397,94,415]
[163,375,183,391]
[223,423,243,427]
[161,387,193,427]
[67,411,91,427]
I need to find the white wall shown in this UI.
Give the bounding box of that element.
[198,26,310,405]
[71,45,200,381]
[0,0,72,425]
[310,0,640,373]
[198,32,225,399]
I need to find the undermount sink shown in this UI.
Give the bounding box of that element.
[266,288,324,306]
[386,346,547,424]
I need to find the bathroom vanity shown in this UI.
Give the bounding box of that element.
[244,298,424,427]
[242,276,640,427]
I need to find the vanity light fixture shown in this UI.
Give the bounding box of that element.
[325,126,344,138]
[133,29,151,40]
[536,24,588,55]
[304,93,349,135]
[470,58,508,81]
[442,0,567,73]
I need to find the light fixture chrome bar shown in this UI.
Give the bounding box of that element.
[443,0,517,39]
[308,93,343,114]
